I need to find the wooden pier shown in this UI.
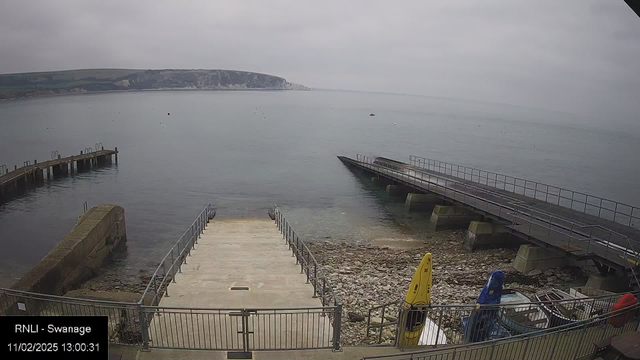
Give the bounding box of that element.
[0,147,118,203]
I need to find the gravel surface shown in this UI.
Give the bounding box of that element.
[308,230,593,346]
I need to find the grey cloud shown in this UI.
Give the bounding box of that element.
[0,0,639,128]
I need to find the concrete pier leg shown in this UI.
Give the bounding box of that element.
[35,169,44,183]
[115,147,118,164]
[405,193,441,212]
[464,221,512,251]
[584,274,628,293]
[52,165,60,176]
[386,184,410,197]
[429,205,482,230]
[512,245,573,273]
[46,167,51,180]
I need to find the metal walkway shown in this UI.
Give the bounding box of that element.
[339,155,640,287]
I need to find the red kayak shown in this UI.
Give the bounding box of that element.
[608,293,637,328]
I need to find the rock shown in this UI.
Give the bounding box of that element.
[369,316,383,325]
[348,312,366,322]
[527,269,543,276]
[546,276,557,283]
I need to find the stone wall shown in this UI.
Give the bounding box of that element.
[11,204,126,295]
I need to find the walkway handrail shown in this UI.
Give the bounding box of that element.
[356,155,640,271]
[139,204,215,306]
[409,155,640,230]
[273,204,342,350]
[363,301,640,359]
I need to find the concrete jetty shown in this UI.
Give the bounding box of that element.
[0,147,118,203]
[158,218,320,308]
[146,218,334,352]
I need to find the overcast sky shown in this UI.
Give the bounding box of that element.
[0,0,639,125]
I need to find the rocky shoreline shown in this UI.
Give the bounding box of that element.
[308,230,594,346]
[76,248,152,296]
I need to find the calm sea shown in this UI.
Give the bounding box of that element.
[1,90,639,284]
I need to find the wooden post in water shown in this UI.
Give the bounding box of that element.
[115,147,118,164]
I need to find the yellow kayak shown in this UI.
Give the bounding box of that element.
[402,252,432,346]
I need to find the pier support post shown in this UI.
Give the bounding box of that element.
[35,169,44,183]
[429,205,482,231]
[584,274,628,293]
[512,245,573,273]
[386,184,411,198]
[464,221,513,251]
[405,193,441,212]
[115,147,118,164]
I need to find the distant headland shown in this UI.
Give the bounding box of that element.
[0,68,309,100]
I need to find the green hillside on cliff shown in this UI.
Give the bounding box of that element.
[0,69,307,99]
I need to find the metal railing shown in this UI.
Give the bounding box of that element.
[0,287,144,346]
[140,204,215,306]
[141,305,337,351]
[409,155,640,230]
[0,287,338,352]
[367,300,402,344]
[273,204,342,350]
[354,155,640,276]
[363,301,640,360]
[367,290,639,348]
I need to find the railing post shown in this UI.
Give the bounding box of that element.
[322,278,326,306]
[306,249,310,283]
[313,263,318,298]
[138,304,150,351]
[332,304,342,351]
[434,307,444,347]
[397,309,407,351]
[300,242,304,274]
[162,262,170,297]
